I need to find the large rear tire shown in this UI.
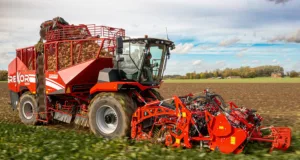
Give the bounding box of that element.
[88,92,136,138]
[18,92,38,125]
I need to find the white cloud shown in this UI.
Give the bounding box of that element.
[165,59,234,75]
[236,48,248,58]
[219,38,240,47]
[0,52,15,69]
[292,61,300,70]
[131,24,139,28]
[253,31,257,37]
[267,0,292,4]
[192,60,202,65]
[199,46,211,50]
[251,60,260,64]
[171,43,194,54]
[236,52,244,58]
[215,60,226,67]
[1,0,300,72]
[272,59,281,65]
[269,30,300,43]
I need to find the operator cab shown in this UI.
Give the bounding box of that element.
[115,36,175,86]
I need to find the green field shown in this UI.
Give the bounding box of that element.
[164,77,300,83]
[0,122,299,160]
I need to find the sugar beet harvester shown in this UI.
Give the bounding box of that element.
[8,23,291,154]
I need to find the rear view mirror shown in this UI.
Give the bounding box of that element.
[167,47,170,59]
[116,36,123,54]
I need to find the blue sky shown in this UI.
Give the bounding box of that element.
[167,42,300,74]
[0,0,300,74]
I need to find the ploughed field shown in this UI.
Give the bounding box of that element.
[1,83,300,159]
[1,83,300,130]
[158,83,300,130]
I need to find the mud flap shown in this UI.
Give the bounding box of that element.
[54,112,72,123]
[74,115,89,127]
[9,91,19,110]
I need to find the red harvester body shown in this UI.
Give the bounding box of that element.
[8,24,125,95]
[7,18,291,154]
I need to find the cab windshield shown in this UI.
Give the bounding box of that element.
[118,40,168,84]
[143,44,167,82]
[119,41,145,81]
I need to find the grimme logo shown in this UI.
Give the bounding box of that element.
[8,72,30,83]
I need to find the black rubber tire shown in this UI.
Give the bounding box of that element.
[18,92,38,125]
[88,92,136,138]
[149,89,164,100]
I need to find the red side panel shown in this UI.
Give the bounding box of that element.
[211,114,232,137]
[90,82,119,92]
[90,81,151,94]
[67,58,114,86]
[45,71,66,94]
[57,58,114,86]
[8,58,17,92]
[207,112,248,154]
[17,70,36,93]
[215,128,247,154]
[58,59,95,85]
[8,57,36,93]
[16,57,29,71]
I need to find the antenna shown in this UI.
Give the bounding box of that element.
[165,27,169,40]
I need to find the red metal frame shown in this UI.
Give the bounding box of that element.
[131,94,291,154]
[8,38,117,95]
[16,46,36,70]
[8,24,128,124]
[45,24,125,42]
[8,23,160,126]
[90,82,157,94]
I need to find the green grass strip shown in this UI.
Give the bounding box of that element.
[0,122,299,160]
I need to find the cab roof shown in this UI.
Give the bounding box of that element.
[123,37,174,46]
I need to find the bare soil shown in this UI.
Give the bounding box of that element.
[158,83,300,130]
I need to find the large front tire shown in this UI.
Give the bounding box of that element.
[18,92,38,125]
[88,92,135,138]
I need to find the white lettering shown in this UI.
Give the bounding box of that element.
[49,74,58,79]
[8,72,31,83]
[24,75,29,82]
[20,74,24,82]
[17,72,20,83]
[8,76,12,83]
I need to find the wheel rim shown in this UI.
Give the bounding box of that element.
[22,101,34,119]
[96,105,118,134]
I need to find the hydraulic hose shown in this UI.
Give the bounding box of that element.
[209,94,227,111]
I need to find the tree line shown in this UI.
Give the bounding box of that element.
[0,70,8,81]
[0,66,299,81]
[164,65,300,79]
